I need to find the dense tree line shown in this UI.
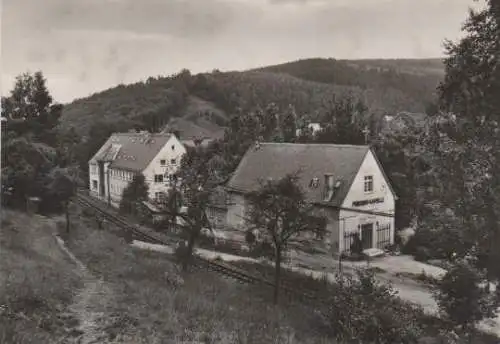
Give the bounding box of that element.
[1,72,78,216]
[58,58,442,141]
[256,58,442,106]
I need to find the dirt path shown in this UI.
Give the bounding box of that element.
[54,236,114,344]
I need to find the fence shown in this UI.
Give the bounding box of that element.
[376,224,391,249]
[343,224,392,253]
[343,231,358,253]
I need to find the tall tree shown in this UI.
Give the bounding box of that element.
[245,174,326,304]
[1,71,61,141]
[120,174,149,215]
[1,135,53,208]
[256,103,280,141]
[315,95,366,145]
[435,259,498,334]
[279,104,297,142]
[167,144,225,271]
[373,126,431,230]
[425,0,500,286]
[46,167,77,233]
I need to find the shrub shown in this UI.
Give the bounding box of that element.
[174,241,189,264]
[198,232,216,247]
[403,225,469,262]
[245,230,256,246]
[322,269,424,343]
[435,260,498,332]
[248,240,275,260]
[414,246,431,262]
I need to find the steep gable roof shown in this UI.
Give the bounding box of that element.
[226,143,370,207]
[89,132,173,172]
[181,138,214,149]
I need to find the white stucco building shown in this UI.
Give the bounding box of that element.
[225,143,397,254]
[88,131,187,207]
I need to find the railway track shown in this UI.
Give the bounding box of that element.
[73,191,321,303]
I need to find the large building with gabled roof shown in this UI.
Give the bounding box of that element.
[225,142,397,254]
[88,131,187,207]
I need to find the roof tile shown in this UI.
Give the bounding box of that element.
[226,143,370,206]
[91,132,172,172]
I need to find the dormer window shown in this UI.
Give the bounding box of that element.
[309,178,319,188]
[364,175,374,193]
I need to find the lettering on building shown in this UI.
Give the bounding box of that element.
[352,197,384,207]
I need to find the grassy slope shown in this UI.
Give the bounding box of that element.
[2,207,498,343]
[64,207,331,343]
[67,207,499,344]
[166,96,227,140]
[0,210,81,343]
[58,58,444,138]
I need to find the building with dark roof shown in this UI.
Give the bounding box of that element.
[88,131,187,207]
[180,137,214,149]
[225,142,397,254]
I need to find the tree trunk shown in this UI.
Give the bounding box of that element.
[273,246,282,305]
[65,201,70,234]
[182,229,198,272]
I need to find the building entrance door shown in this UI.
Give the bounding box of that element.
[361,223,374,250]
[98,161,105,197]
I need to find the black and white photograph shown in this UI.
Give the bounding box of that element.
[1,0,500,343]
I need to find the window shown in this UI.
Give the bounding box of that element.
[170,159,176,165]
[155,192,167,201]
[171,145,175,151]
[309,178,319,188]
[158,192,166,202]
[364,176,374,193]
[154,174,164,183]
[92,180,98,190]
[167,174,178,186]
[160,159,166,166]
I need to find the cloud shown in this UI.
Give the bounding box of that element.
[1,0,479,102]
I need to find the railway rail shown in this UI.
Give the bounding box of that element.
[73,191,320,302]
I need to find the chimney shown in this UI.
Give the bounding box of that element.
[323,174,335,202]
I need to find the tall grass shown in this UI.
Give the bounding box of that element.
[0,210,81,343]
[65,209,333,343]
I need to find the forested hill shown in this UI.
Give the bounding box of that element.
[253,58,443,104]
[58,58,444,138]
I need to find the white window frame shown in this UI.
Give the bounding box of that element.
[364,175,374,193]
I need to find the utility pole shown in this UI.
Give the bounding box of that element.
[362,126,370,144]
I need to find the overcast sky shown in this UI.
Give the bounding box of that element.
[1,0,483,103]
